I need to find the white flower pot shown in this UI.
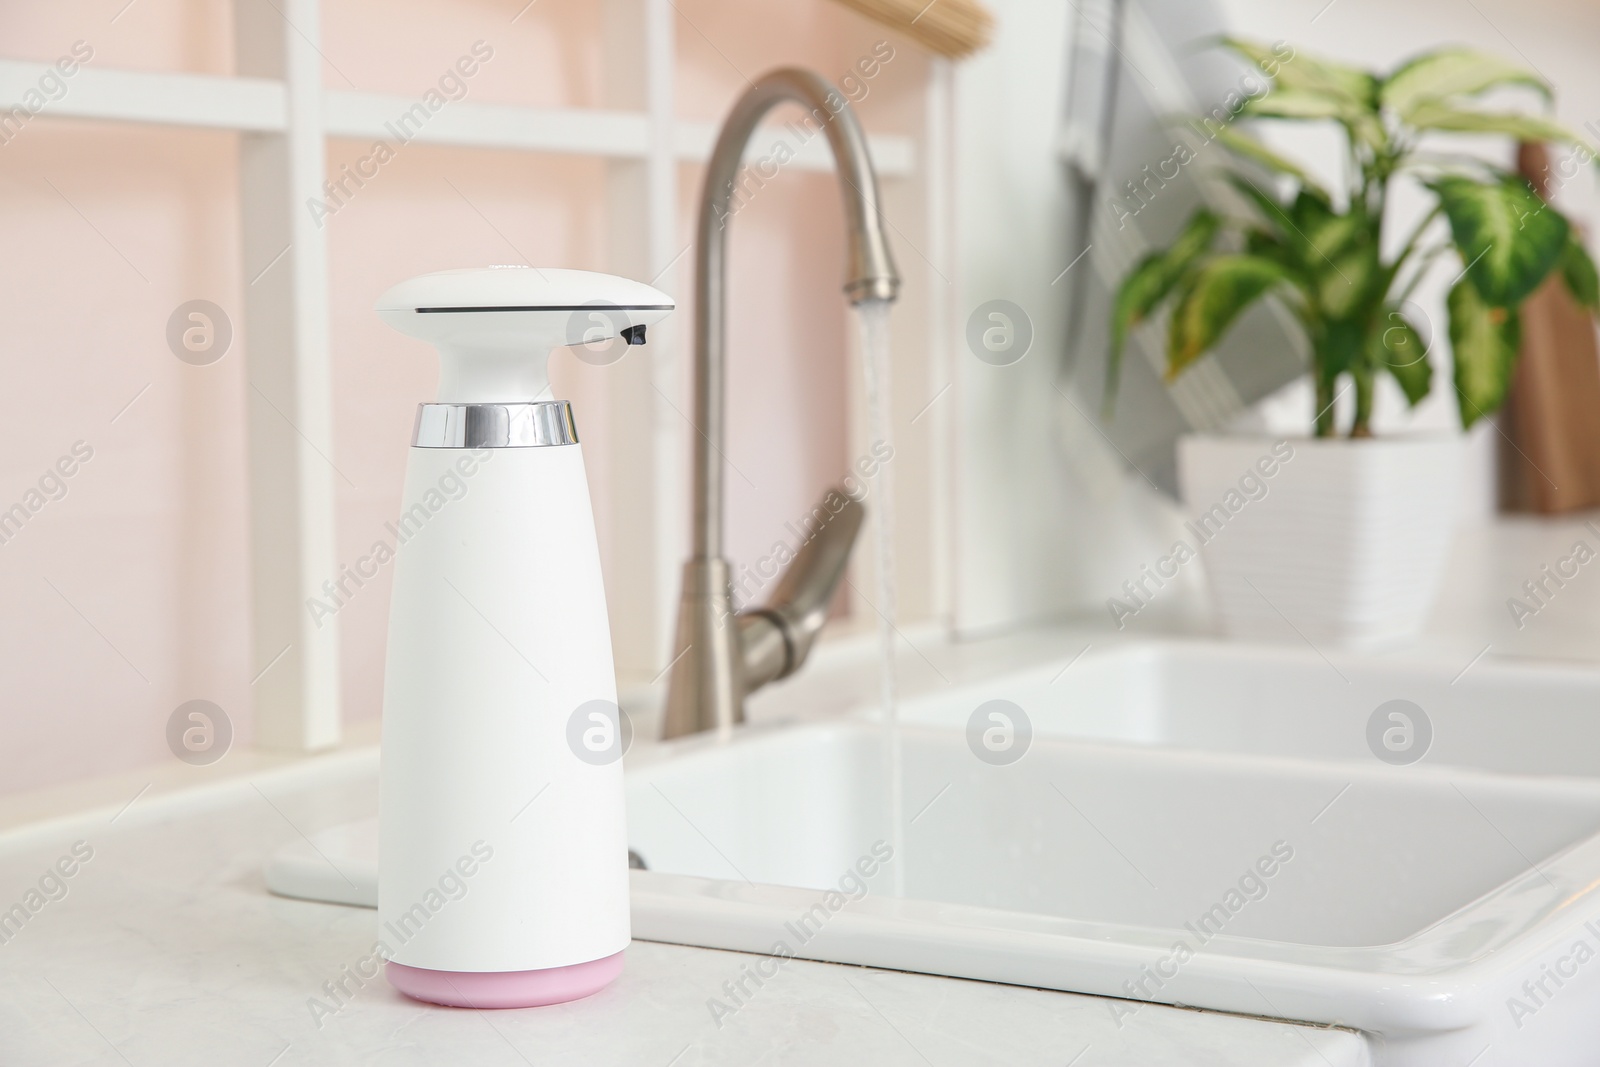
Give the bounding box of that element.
[1176,434,1466,650]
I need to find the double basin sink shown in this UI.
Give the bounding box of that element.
[271,638,1600,1065]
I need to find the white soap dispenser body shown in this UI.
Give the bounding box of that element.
[374,267,672,1008]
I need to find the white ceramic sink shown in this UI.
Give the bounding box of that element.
[268,639,1600,1065]
[890,639,1600,776]
[627,641,1600,1066]
[633,721,1600,950]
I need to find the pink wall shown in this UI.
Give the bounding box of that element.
[0,1,925,795]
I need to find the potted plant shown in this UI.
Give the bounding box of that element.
[1106,41,1598,647]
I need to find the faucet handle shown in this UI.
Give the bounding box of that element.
[738,490,865,691]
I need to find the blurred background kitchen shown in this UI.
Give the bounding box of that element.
[2,0,1598,808]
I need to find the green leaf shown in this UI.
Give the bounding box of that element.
[1372,310,1433,405]
[1561,235,1600,310]
[1166,255,1290,379]
[1243,89,1351,122]
[1317,245,1378,318]
[1210,125,1328,198]
[1242,90,1385,152]
[1289,186,1337,229]
[1299,203,1365,264]
[1221,38,1377,107]
[1297,195,1376,318]
[1245,228,1291,268]
[1405,100,1595,149]
[1226,176,1372,310]
[1105,210,1221,409]
[1447,278,1522,427]
[1227,174,1294,233]
[1316,318,1366,381]
[1430,175,1569,307]
[1221,38,1385,152]
[1381,48,1550,118]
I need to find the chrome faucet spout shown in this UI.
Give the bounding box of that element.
[662,68,900,740]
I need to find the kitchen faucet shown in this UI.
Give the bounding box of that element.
[661,68,901,739]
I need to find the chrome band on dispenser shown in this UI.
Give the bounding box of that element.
[412,402,579,448]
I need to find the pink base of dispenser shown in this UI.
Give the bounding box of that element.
[386,951,625,1008]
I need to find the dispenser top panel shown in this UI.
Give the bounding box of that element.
[376,266,674,315]
[375,266,675,404]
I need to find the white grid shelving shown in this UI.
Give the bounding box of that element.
[6,0,921,751]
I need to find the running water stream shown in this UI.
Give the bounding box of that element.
[855,297,905,896]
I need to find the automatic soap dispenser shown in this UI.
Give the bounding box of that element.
[373,266,672,1008]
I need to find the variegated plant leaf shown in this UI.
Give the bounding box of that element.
[1105,210,1221,410]
[1447,278,1522,427]
[1430,175,1569,307]
[1166,255,1292,378]
[1561,235,1600,310]
[1405,100,1593,149]
[1371,309,1433,405]
[1381,48,1549,118]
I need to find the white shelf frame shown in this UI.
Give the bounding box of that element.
[0,61,915,171]
[5,0,922,752]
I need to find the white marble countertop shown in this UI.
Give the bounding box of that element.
[0,744,1368,1067]
[12,512,1599,1066]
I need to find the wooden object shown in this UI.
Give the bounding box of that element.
[1499,143,1600,513]
[828,0,994,57]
